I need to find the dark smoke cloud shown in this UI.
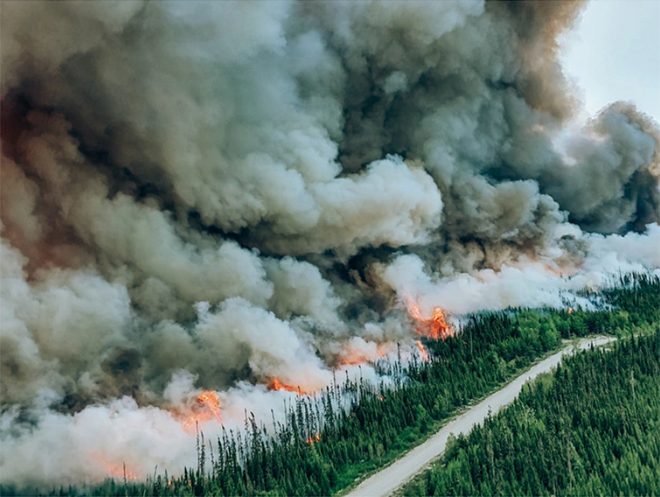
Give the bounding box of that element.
[1,0,659,485]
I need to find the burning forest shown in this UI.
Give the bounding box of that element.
[1,0,660,489]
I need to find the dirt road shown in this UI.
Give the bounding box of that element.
[345,336,615,497]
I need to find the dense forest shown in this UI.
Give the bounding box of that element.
[4,273,659,496]
[403,275,660,496]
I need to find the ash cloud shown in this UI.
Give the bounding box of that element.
[1,0,659,486]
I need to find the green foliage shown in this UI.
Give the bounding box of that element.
[403,275,660,496]
[6,273,658,497]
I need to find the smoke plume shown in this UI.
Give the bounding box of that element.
[1,0,659,486]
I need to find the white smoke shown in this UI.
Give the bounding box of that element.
[1,0,659,487]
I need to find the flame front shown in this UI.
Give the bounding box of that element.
[267,378,311,395]
[305,433,321,444]
[415,340,429,362]
[91,452,137,481]
[335,342,393,367]
[406,299,454,340]
[180,390,222,431]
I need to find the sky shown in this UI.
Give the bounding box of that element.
[560,0,660,123]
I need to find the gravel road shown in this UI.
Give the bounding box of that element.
[345,336,615,497]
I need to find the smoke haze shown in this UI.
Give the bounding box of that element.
[1,0,659,486]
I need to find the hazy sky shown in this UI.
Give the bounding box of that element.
[561,0,660,123]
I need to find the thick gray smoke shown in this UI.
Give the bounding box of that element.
[1,0,659,486]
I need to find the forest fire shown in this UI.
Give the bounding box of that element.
[406,299,454,340]
[4,0,660,489]
[334,343,392,367]
[180,390,223,431]
[305,433,322,445]
[415,340,430,362]
[91,452,137,481]
[267,378,309,395]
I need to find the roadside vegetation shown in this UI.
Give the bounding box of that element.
[401,273,660,496]
[4,273,658,497]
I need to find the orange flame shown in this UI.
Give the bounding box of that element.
[333,340,396,367]
[181,390,222,431]
[305,433,321,444]
[91,452,137,481]
[336,352,371,367]
[406,299,454,340]
[415,340,429,362]
[335,342,394,367]
[267,378,310,395]
[567,307,574,314]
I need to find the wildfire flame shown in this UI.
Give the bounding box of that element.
[406,299,454,340]
[305,433,321,444]
[335,343,392,367]
[415,340,429,362]
[180,390,222,431]
[91,452,137,481]
[568,307,574,314]
[267,378,310,395]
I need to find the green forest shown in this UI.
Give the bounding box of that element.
[403,275,660,496]
[4,273,659,497]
